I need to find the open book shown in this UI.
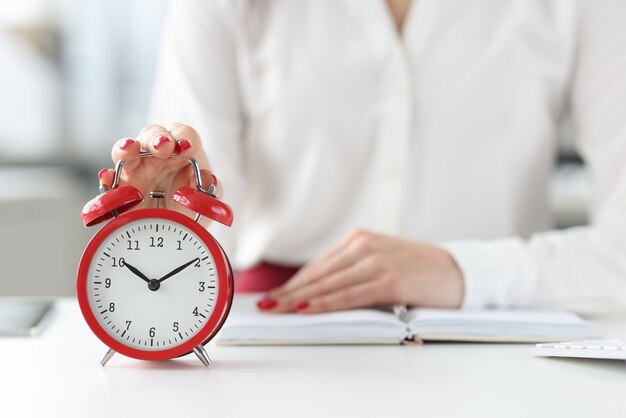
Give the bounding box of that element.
[216,294,597,345]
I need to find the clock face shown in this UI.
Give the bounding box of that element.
[86,217,219,352]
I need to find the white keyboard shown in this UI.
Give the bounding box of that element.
[530,338,626,360]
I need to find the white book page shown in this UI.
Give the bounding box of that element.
[217,294,407,344]
[225,294,402,328]
[406,308,589,325]
[404,308,596,342]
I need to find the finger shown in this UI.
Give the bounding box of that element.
[268,232,368,296]
[168,123,205,158]
[111,137,141,164]
[269,232,376,298]
[268,248,361,299]
[97,168,115,189]
[298,280,389,314]
[270,261,373,313]
[168,123,202,147]
[317,229,366,260]
[136,124,176,159]
[201,169,223,199]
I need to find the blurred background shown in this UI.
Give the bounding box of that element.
[0,0,591,297]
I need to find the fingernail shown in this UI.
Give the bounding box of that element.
[97,169,108,180]
[118,138,135,150]
[296,301,309,311]
[152,135,170,150]
[211,174,218,187]
[175,139,191,154]
[257,298,277,311]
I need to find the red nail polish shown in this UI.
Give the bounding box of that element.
[257,298,277,311]
[152,136,170,150]
[175,139,191,154]
[211,174,218,187]
[118,138,135,150]
[296,301,309,311]
[97,169,108,180]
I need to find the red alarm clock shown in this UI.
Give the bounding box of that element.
[77,151,234,367]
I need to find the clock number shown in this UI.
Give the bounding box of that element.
[149,237,164,248]
[111,257,125,268]
[149,327,156,338]
[109,302,115,312]
[125,320,131,330]
[199,282,205,292]
[126,240,139,251]
[193,307,199,316]
[176,240,182,251]
[173,322,179,332]
[194,259,201,268]
[105,278,111,288]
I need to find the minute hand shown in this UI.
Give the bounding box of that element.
[157,258,200,283]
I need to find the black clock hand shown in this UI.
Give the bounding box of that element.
[123,261,151,284]
[158,258,200,283]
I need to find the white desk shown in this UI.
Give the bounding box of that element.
[2,299,626,418]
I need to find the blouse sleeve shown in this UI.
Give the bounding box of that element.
[149,0,245,255]
[442,0,626,315]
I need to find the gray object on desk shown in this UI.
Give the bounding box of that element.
[0,299,53,336]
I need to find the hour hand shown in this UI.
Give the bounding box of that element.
[123,261,150,283]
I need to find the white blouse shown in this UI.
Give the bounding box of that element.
[150,0,626,314]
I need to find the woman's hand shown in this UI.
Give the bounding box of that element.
[98,124,221,225]
[260,230,464,313]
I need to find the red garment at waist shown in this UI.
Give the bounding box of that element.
[235,262,302,293]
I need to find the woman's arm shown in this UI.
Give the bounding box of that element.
[266,0,626,316]
[443,0,626,316]
[103,0,245,252]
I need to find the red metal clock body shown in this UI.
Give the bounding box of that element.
[77,152,234,366]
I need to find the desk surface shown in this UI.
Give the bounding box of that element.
[2,299,626,418]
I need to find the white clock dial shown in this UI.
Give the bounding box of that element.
[86,218,218,351]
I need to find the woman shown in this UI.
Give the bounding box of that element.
[99,0,626,315]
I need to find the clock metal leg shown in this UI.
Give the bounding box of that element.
[100,348,116,366]
[193,344,212,367]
